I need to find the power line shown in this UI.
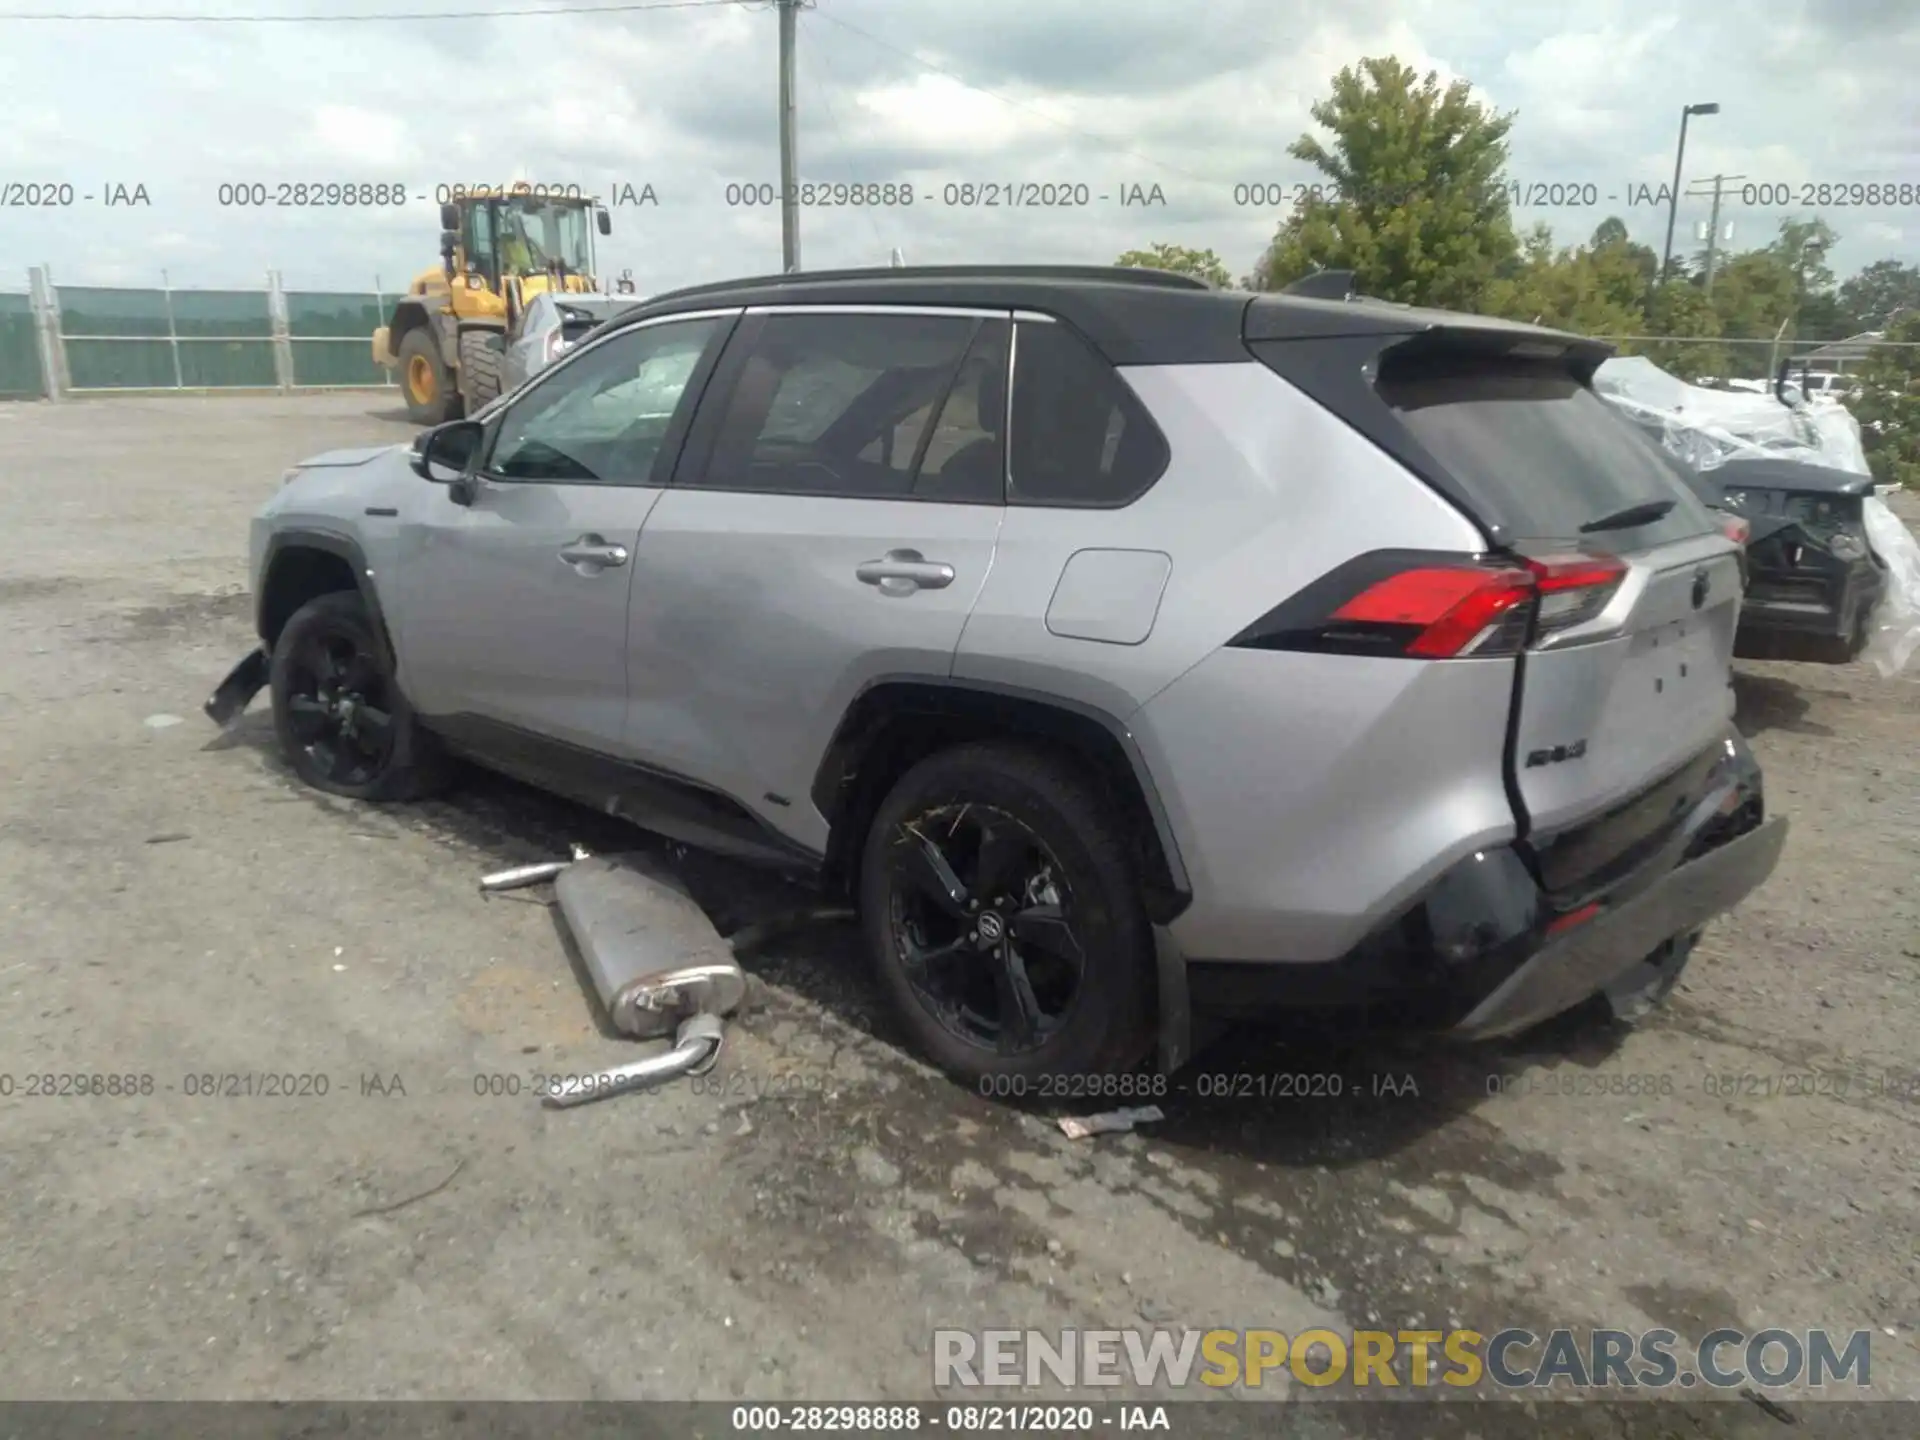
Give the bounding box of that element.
[0,0,744,21]
[799,14,893,258]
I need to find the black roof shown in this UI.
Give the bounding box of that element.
[603,264,1598,368]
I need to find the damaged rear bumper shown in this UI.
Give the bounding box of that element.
[204,647,269,727]
[1187,729,1788,1038]
[1450,812,1785,1039]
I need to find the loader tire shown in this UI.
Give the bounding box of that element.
[459,329,505,411]
[397,327,457,426]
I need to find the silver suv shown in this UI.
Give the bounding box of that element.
[209,265,1788,1084]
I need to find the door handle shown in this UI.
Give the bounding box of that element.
[559,534,629,569]
[855,548,955,596]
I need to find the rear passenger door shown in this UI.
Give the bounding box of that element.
[624,307,1009,852]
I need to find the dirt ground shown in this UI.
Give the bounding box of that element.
[1,394,1916,1437]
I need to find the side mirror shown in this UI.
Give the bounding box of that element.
[440,202,460,231]
[411,419,485,497]
[596,208,612,236]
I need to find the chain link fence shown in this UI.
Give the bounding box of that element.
[2,267,394,401]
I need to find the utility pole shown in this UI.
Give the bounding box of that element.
[1687,174,1746,296]
[777,0,801,273]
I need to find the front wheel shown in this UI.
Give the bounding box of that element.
[858,743,1155,1086]
[268,591,449,802]
[397,327,457,426]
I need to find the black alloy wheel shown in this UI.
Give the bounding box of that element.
[281,624,396,789]
[888,801,1087,1055]
[859,743,1156,1083]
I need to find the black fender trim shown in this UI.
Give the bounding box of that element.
[809,672,1194,901]
[258,529,398,675]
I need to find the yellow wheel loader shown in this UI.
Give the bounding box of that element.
[372,186,613,424]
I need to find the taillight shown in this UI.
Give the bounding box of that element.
[1227,548,1628,660]
[1329,565,1536,657]
[1714,511,1750,546]
[1526,553,1627,636]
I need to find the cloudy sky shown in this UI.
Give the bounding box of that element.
[1,0,1914,309]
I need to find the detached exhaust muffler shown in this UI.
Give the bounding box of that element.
[541,855,747,1109]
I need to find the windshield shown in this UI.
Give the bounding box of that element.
[493,200,593,274]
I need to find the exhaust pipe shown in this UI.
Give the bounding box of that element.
[543,856,749,1108]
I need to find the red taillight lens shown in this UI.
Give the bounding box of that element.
[1227,548,1629,660]
[1524,553,1628,635]
[1331,566,1536,658]
[1716,511,1750,546]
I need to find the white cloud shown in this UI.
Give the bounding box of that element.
[0,0,1911,294]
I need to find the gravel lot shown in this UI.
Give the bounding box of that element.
[2,394,1916,1436]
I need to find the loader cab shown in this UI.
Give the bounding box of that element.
[445,192,610,317]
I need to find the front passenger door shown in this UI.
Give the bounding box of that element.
[392,312,734,753]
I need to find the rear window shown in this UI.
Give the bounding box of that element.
[1376,357,1714,547]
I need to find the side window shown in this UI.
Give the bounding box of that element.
[464,205,496,274]
[1008,320,1169,507]
[484,316,722,484]
[688,312,979,499]
[912,320,1008,503]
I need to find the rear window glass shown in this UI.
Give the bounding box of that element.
[1377,358,1714,547]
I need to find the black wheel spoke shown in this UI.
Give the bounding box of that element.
[899,830,971,917]
[1010,903,1083,967]
[339,653,380,695]
[903,935,969,974]
[887,802,1089,1059]
[354,705,393,734]
[972,820,1027,905]
[991,941,1046,1053]
[305,640,343,686]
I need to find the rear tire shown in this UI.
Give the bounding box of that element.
[269,591,450,803]
[459,329,504,411]
[397,327,457,426]
[858,742,1156,1087]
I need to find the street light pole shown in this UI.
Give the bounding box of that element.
[1659,102,1719,288]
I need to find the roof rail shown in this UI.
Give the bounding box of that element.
[637,263,1214,307]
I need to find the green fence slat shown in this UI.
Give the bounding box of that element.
[0,293,45,398]
[287,292,383,338]
[291,339,387,386]
[169,289,272,339]
[57,287,171,338]
[50,284,397,390]
[65,338,177,389]
[180,340,278,387]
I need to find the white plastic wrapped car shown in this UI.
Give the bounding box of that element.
[1594,355,1920,674]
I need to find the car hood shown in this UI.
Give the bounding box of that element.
[293,443,407,469]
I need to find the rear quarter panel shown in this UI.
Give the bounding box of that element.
[954,361,1519,963]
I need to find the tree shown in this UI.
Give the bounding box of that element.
[1113,243,1232,288]
[1838,259,1920,332]
[1250,56,1518,310]
[1591,216,1659,290]
[1480,223,1644,338]
[1637,282,1728,382]
[1706,249,1799,375]
[1851,310,1920,488]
